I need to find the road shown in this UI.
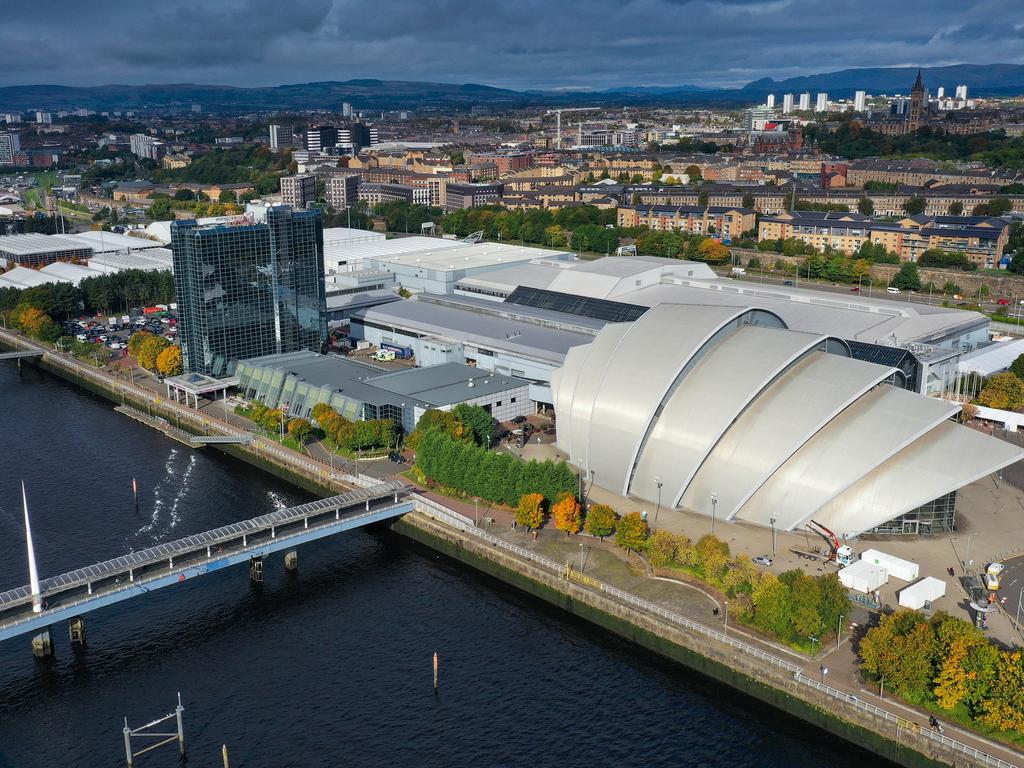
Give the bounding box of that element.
[713,266,1024,317]
[998,555,1024,632]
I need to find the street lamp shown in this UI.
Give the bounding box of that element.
[963,532,977,572]
[723,600,729,635]
[473,497,480,527]
[654,477,663,525]
[770,516,777,556]
[710,491,718,533]
[579,541,586,572]
[820,664,828,685]
[837,614,844,651]
[809,635,819,656]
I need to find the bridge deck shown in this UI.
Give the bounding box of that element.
[0,350,43,360]
[0,482,411,643]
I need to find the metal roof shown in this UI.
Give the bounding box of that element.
[552,303,1022,537]
[0,233,93,256]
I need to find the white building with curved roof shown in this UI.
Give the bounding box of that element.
[552,303,1022,538]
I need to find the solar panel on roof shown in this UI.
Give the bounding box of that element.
[505,286,648,323]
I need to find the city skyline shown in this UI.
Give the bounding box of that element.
[1,0,1022,91]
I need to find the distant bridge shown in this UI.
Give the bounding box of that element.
[0,350,43,361]
[0,482,412,650]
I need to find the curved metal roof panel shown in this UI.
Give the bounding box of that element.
[681,354,897,520]
[629,324,822,508]
[813,422,1024,537]
[587,304,774,495]
[737,386,960,530]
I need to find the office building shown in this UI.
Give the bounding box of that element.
[955,84,968,100]
[35,112,52,124]
[171,207,326,376]
[268,124,290,151]
[854,90,867,112]
[782,94,794,114]
[765,94,775,109]
[444,182,504,212]
[341,102,353,118]
[798,92,810,111]
[0,131,20,165]
[325,174,359,210]
[130,133,166,161]
[305,125,338,153]
[815,93,828,112]
[936,86,945,99]
[337,123,377,150]
[280,174,316,209]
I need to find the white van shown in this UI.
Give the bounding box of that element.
[886,287,901,294]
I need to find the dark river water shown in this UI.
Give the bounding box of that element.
[0,362,882,768]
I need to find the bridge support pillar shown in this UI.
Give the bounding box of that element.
[69,617,86,647]
[249,556,263,583]
[284,550,298,572]
[32,630,53,659]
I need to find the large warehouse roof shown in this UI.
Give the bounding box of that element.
[0,233,92,256]
[68,230,165,254]
[552,303,1022,537]
[456,255,986,347]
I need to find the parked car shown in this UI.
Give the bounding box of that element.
[511,415,528,424]
[753,555,773,567]
[782,280,794,286]
[850,287,860,292]
[998,298,1010,306]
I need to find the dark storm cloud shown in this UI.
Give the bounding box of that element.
[1,0,1021,89]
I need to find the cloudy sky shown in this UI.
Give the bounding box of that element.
[2,0,1022,90]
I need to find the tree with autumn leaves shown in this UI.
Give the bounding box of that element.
[551,492,581,535]
[515,493,546,533]
[584,504,618,540]
[859,609,1024,734]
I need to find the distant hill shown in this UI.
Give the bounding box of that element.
[739,64,1024,97]
[0,79,529,112]
[1,64,1022,112]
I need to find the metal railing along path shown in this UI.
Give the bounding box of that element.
[411,496,1019,768]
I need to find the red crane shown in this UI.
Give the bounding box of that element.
[809,520,840,562]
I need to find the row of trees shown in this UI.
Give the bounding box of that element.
[859,610,1024,733]
[0,270,174,320]
[309,402,397,452]
[415,429,575,508]
[127,332,182,375]
[634,229,730,263]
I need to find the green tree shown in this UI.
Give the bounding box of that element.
[286,417,313,444]
[902,196,927,215]
[646,529,680,568]
[857,197,874,216]
[977,372,1024,410]
[859,611,936,703]
[451,403,493,447]
[615,511,648,552]
[693,534,731,583]
[742,193,755,210]
[155,344,183,376]
[584,503,617,540]
[1009,354,1024,380]
[891,262,921,291]
[979,651,1024,732]
[218,190,237,203]
[948,201,964,216]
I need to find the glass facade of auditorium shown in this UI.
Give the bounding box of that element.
[868,491,957,535]
[172,207,326,375]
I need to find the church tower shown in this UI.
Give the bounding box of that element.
[906,69,925,134]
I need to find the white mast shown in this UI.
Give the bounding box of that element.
[22,482,42,613]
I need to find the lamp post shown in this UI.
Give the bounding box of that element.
[579,541,585,572]
[963,532,977,572]
[809,635,819,656]
[654,477,663,525]
[1016,587,1023,633]
[837,614,844,651]
[710,491,718,533]
[770,516,777,556]
[820,664,828,685]
[473,497,480,527]
[723,600,729,636]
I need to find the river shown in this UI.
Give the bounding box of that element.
[0,362,882,767]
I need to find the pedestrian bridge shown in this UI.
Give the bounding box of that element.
[0,481,413,647]
[0,350,43,360]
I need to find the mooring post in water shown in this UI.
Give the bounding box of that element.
[222,744,230,768]
[433,651,439,692]
[132,478,138,512]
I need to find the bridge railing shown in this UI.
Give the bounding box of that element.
[411,496,1017,768]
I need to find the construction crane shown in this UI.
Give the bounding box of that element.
[545,107,601,149]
